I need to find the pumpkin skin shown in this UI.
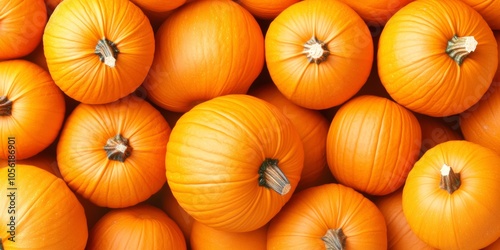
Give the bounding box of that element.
[43,0,155,104]
[130,0,186,13]
[0,0,47,60]
[190,221,268,250]
[402,140,500,249]
[326,95,422,196]
[57,95,171,208]
[143,0,264,112]
[378,0,498,117]
[265,0,373,110]
[0,60,65,160]
[459,0,500,30]
[166,94,304,232]
[483,237,500,250]
[267,183,387,249]
[0,165,88,249]
[416,113,463,156]
[87,204,186,250]
[161,185,195,246]
[336,0,414,26]
[235,0,300,20]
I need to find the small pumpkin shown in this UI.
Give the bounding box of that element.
[143,0,264,112]
[0,165,88,249]
[235,0,300,20]
[265,0,373,110]
[267,183,387,249]
[190,221,268,250]
[166,94,304,232]
[0,59,65,160]
[57,95,171,208]
[326,95,422,196]
[378,0,498,117]
[402,140,500,249]
[43,0,155,104]
[87,204,186,250]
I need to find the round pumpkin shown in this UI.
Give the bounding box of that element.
[161,185,195,246]
[326,95,422,196]
[459,0,500,30]
[0,164,88,249]
[87,204,186,250]
[378,0,498,117]
[267,183,387,249]
[416,113,463,156]
[143,0,264,112]
[130,0,186,13]
[336,0,414,26]
[402,140,500,249]
[265,0,373,110]
[235,0,300,20]
[57,95,171,208]
[483,237,500,250]
[166,94,304,232]
[43,0,155,104]
[0,60,65,160]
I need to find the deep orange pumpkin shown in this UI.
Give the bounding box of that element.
[235,0,300,20]
[161,185,195,246]
[265,0,373,110]
[43,0,155,104]
[143,0,264,112]
[459,0,500,30]
[190,221,268,250]
[378,0,498,117]
[326,95,422,196]
[416,114,463,156]
[336,0,414,26]
[166,94,304,232]
[0,60,65,160]
[57,95,171,208]
[402,140,500,249]
[130,0,186,13]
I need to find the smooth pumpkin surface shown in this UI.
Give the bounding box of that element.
[267,183,387,249]
[326,95,422,196]
[57,95,171,208]
[130,0,186,12]
[0,60,65,160]
[0,165,88,249]
[43,0,155,104]
[143,0,264,112]
[161,185,195,246]
[166,94,304,232]
[265,0,373,110]
[459,0,500,30]
[402,140,500,249]
[378,0,498,117]
[337,0,414,26]
[416,114,463,156]
[235,0,300,20]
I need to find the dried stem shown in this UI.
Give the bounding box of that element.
[258,158,291,195]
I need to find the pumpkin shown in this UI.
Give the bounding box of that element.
[249,83,331,191]
[264,0,373,110]
[483,237,500,250]
[326,95,422,196]
[143,0,264,112]
[166,94,304,232]
[336,0,414,26]
[402,140,500,249]
[190,221,268,250]
[459,0,500,30]
[43,0,155,104]
[87,204,186,250]
[416,113,463,156]
[267,183,387,249]
[378,0,498,117]
[130,0,186,13]
[374,188,436,250]
[57,95,171,208]
[0,164,88,249]
[161,185,195,246]
[235,0,300,20]
[0,59,65,160]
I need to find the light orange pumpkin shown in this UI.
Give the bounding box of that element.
[0,60,65,160]
[43,0,155,104]
[378,0,498,117]
[265,0,373,110]
[161,185,195,246]
[235,0,300,20]
[166,94,304,232]
[57,95,171,208]
[130,0,186,13]
[143,0,264,112]
[190,221,268,250]
[459,0,500,30]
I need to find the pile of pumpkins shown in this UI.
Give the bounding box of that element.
[1,0,500,249]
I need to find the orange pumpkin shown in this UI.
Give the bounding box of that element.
[459,0,500,30]
[378,0,498,117]
[143,0,264,112]
[267,183,387,249]
[166,94,304,232]
[402,140,500,249]
[161,185,195,246]
[235,0,300,20]
[190,221,268,250]
[130,0,186,13]
[0,60,65,160]
[57,95,171,208]
[326,95,422,196]
[87,204,186,250]
[336,0,414,26]
[43,0,155,104]
[264,0,373,110]
[483,237,500,250]
[0,165,88,249]
[416,114,463,156]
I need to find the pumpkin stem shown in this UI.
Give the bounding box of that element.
[0,96,13,116]
[303,36,330,64]
[258,158,291,195]
[322,228,347,250]
[440,163,461,194]
[104,134,132,162]
[446,35,477,66]
[95,38,119,68]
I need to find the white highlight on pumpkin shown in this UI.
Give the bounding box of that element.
[440,163,451,176]
[462,36,478,53]
[306,43,326,60]
[115,143,128,153]
[104,56,116,68]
